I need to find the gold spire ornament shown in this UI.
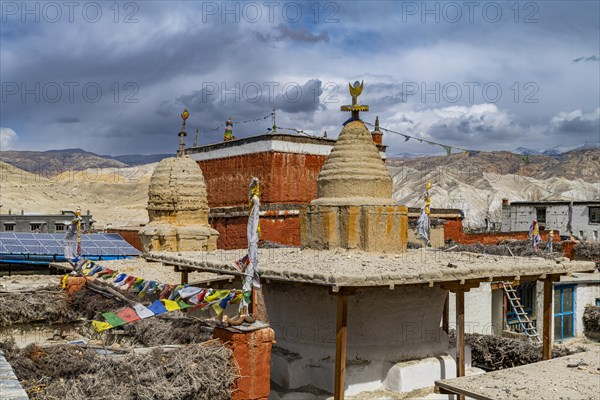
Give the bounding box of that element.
[341,80,369,120]
[178,108,189,157]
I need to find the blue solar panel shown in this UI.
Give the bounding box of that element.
[103,233,123,240]
[0,232,140,256]
[14,233,36,239]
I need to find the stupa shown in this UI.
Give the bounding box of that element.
[300,81,408,252]
[139,109,219,252]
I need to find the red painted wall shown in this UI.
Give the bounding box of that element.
[198,152,327,208]
[444,220,561,245]
[210,215,300,250]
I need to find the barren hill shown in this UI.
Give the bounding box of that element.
[0,161,151,228]
[388,149,600,226]
[1,149,598,229]
[0,149,127,177]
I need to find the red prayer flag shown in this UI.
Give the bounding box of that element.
[117,307,141,323]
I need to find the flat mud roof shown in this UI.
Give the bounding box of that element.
[435,349,600,400]
[145,248,597,290]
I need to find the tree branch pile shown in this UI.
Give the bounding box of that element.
[583,305,600,341]
[1,340,237,400]
[450,332,585,371]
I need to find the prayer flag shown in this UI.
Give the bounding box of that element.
[117,307,141,323]
[102,312,126,327]
[92,320,113,332]
[204,290,219,302]
[147,299,168,315]
[161,299,181,311]
[230,293,243,304]
[212,302,224,316]
[159,284,172,299]
[177,286,203,299]
[218,293,235,310]
[442,145,452,155]
[178,300,192,309]
[133,303,154,319]
[169,285,185,300]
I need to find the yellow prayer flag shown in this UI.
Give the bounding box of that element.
[161,299,181,311]
[212,302,224,316]
[61,274,68,289]
[92,320,113,332]
[204,290,219,302]
[230,293,243,304]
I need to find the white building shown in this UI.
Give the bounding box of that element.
[501,200,600,241]
[448,273,600,342]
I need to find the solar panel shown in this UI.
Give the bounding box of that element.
[14,233,36,239]
[0,232,140,257]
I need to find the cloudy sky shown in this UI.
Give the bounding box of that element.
[1,1,599,156]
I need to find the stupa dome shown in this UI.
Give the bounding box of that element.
[313,120,393,205]
[147,156,209,224]
[140,155,218,252]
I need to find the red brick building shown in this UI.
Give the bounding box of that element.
[186,133,387,249]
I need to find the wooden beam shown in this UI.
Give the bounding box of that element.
[442,292,449,333]
[543,279,553,360]
[334,294,348,400]
[456,289,466,400]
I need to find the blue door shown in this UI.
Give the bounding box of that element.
[554,285,575,341]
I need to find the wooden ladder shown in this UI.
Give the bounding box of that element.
[502,282,541,343]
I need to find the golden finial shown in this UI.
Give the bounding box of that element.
[341,80,369,120]
[178,109,188,157]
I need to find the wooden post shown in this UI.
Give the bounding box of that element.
[334,294,348,400]
[543,279,553,360]
[181,270,189,285]
[456,290,465,377]
[456,289,465,400]
[442,292,449,333]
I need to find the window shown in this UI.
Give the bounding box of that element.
[590,207,600,224]
[54,223,65,231]
[4,224,15,231]
[30,223,41,231]
[536,207,547,223]
[554,285,575,341]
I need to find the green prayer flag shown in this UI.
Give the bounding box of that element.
[178,300,192,309]
[102,312,126,327]
[518,154,530,164]
[442,145,452,155]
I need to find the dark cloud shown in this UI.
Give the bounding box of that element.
[255,24,329,43]
[1,1,599,155]
[56,116,80,123]
[573,55,600,63]
[551,109,600,134]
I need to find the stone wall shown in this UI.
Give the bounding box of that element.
[501,203,600,241]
